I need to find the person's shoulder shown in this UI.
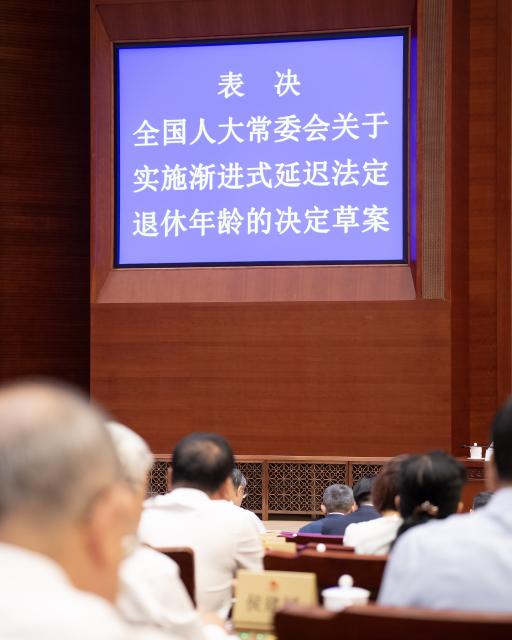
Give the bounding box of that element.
[344,518,373,538]
[212,500,260,524]
[143,492,174,510]
[299,519,324,533]
[125,545,180,577]
[393,512,472,555]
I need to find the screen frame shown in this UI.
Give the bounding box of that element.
[113,28,410,269]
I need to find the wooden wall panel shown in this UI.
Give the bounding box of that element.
[87,0,510,459]
[0,1,90,388]
[92,300,451,456]
[468,0,499,444]
[90,0,452,457]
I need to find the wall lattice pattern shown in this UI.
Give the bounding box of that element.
[148,457,379,516]
[236,462,264,512]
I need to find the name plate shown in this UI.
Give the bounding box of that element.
[262,539,297,554]
[233,569,318,631]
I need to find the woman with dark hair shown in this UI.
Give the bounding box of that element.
[394,450,466,541]
[344,455,407,555]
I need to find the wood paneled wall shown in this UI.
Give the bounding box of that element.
[1,1,509,459]
[0,1,90,389]
[89,0,511,457]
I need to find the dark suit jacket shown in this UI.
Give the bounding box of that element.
[299,513,347,534]
[321,504,380,536]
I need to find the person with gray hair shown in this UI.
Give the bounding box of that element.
[231,468,266,533]
[0,380,173,640]
[109,422,226,640]
[299,484,354,534]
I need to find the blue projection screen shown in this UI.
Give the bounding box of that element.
[114,31,408,267]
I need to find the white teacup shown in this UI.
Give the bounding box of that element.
[322,574,370,611]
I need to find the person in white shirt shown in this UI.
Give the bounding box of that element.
[344,455,407,555]
[139,433,264,618]
[0,380,173,640]
[231,468,266,534]
[107,422,226,640]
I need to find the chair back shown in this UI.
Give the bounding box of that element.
[274,603,512,640]
[156,546,195,605]
[264,549,387,600]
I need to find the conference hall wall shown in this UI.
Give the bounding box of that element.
[88,0,511,460]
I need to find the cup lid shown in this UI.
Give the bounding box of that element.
[321,574,370,601]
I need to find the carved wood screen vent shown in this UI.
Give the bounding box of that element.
[148,456,385,519]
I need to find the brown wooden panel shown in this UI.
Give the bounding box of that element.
[92,300,451,455]
[468,0,500,445]
[0,1,89,387]
[96,0,417,42]
[96,266,416,304]
[448,0,470,452]
[90,0,511,463]
[496,0,512,404]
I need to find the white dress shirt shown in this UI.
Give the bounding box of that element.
[119,545,226,640]
[378,487,512,612]
[343,514,402,555]
[240,507,266,534]
[139,488,264,618]
[0,543,173,640]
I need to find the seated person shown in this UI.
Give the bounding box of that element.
[344,455,407,555]
[231,468,266,533]
[322,477,380,535]
[108,422,226,640]
[471,490,493,511]
[0,380,172,640]
[139,433,263,618]
[299,484,354,534]
[376,445,512,611]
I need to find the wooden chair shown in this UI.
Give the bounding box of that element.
[282,532,345,546]
[274,603,512,640]
[155,546,195,605]
[264,549,387,600]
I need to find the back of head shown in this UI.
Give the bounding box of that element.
[396,450,466,539]
[491,401,512,483]
[106,421,154,491]
[0,379,120,527]
[232,468,247,492]
[353,477,375,507]
[172,433,234,495]
[372,455,408,513]
[322,484,354,514]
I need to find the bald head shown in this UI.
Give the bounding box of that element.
[0,380,121,524]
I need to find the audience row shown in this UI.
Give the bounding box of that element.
[0,378,511,640]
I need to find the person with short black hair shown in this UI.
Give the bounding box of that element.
[109,422,226,640]
[299,484,354,534]
[379,414,512,612]
[139,433,263,618]
[322,477,380,535]
[172,433,235,495]
[344,456,407,555]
